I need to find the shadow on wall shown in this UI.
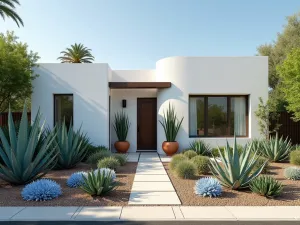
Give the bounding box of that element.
[34,67,108,147]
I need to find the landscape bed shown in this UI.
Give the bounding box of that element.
[164,162,300,206]
[0,162,137,206]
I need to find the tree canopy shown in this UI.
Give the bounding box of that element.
[57,43,95,63]
[0,0,23,27]
[0,31,39,112]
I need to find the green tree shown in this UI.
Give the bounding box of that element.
[0,0,23,27]
[277,48,300,121]
[57,43,95,63]
[0,31,39,112]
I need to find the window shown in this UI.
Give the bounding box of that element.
[189,95,248,137]
[54,94,73,128]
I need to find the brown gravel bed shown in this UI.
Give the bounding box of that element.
[0,162,137,206]
[164,162,300,206]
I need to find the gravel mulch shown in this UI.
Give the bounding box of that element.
[164,162,300,206]
[0,162,137,206]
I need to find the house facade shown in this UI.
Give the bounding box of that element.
[32,56,268,154]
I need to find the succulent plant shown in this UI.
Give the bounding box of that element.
[113,111,130,141]
[175,160,196,179]
[0,105,58,184]
[86,151,111,165]
[93,168,116,180]
[183,150,197,159]
[250,176,283,198]
[49,120,90,169]
[194,177,222,197]
[22,179,62,201]
[170,154,188,171]
[284,167,300,180]
[209,136,267,190]
[80,169,117,196]
[189,140,211,156]
[113,154,128,166]
[191,155,210,175]
[97,157,120,171]
[261,133,292,162]
[83,145,109,161]
[67,171,87,188]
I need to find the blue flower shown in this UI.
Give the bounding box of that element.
[67,171,87,188]
[195,177,222,198]
[22,179,62,201]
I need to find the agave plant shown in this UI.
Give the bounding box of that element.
[50,120,90,169]
[189,139,211,156]
[260,133,292,162]
[209,136,267,190]
[80,169,117,196]
[113,111,130,141]
[0,105,58,184]
[250,176,283,198]
[159,103,183,142]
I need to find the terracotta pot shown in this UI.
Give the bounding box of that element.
[114,141,130,153]
[162,141,179,156]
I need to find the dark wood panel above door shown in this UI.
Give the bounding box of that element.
[137,98,157,151]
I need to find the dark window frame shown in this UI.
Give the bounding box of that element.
[53,94,74,127]
[189,95,249,138]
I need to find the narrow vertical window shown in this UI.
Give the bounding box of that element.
[54,94,73,128]
[230,97,247,136]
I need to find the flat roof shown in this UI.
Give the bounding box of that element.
[109,82,171,89]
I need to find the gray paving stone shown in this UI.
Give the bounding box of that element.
[75,207,122,221]
[0,207,25,220]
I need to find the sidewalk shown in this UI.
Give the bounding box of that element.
[1,206,300,221]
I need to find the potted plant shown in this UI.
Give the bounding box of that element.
[113,110,131,153]
[159,103,184,156]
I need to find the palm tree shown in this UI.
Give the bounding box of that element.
[0,0,23,27]
[57,43,95,63]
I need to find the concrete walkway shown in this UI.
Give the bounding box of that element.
[2,206,300,221]
[128,152,181,205]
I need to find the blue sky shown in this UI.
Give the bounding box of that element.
[1,0,300,69]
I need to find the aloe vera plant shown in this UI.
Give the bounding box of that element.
[159,103,183,142]
[261,133,292,162]
[0,105,58,184]
[209,136,267,190]
[51,120,90,169]
[113,111,130,141]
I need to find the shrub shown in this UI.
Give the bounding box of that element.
[191,155,210,175]
[94,168,116,180]
[290,150,300,165]
[175,160,196,179]
[260,133,292,162]
[211,145,244,157]
[81,169,117,196]
[253,156,269,174]
[194,177,222,197]
[284,167,300,180]
[170,154,188,171]
[189,140,211,156]
[83,145,109,162]
[210,136,267,190]
[49,120,91,169]
[67,171,87,188]
[86,151,111,165]
[0,105,58,184]
[97,157,120,170]
[183,150,197,159]
[113,154,128,166]
[22,179,62,201]
[250,176,283,198]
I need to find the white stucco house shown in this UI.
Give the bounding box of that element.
[32,56,268,155]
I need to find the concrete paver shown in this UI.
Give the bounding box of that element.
[0,207,25,220]
[74,207,122,221]
[121,206,175,220]
[180,206,236,220]
[129,191,181,205]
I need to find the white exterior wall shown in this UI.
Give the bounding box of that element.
[110,89,157,152]
[156,56,268,154]
[112,70,155,82]
[32,63,110,146]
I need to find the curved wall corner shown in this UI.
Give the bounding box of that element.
[155,56,268,155]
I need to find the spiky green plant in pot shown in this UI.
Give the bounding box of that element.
[50,120,90,169]
[113,111,130,153]
[209,136,267,190]
[261,133,292,162]
[0,105,58,184]
[159,103,184,156]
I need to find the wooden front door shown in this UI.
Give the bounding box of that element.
[137,98,157,150]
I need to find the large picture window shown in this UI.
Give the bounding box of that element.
[54,94,73,128]
[189,95,248,137]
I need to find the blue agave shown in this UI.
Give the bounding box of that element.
[195,177,222,198]
[22,179,62,201]
[67,171,87,188]
[93,168,116,180]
